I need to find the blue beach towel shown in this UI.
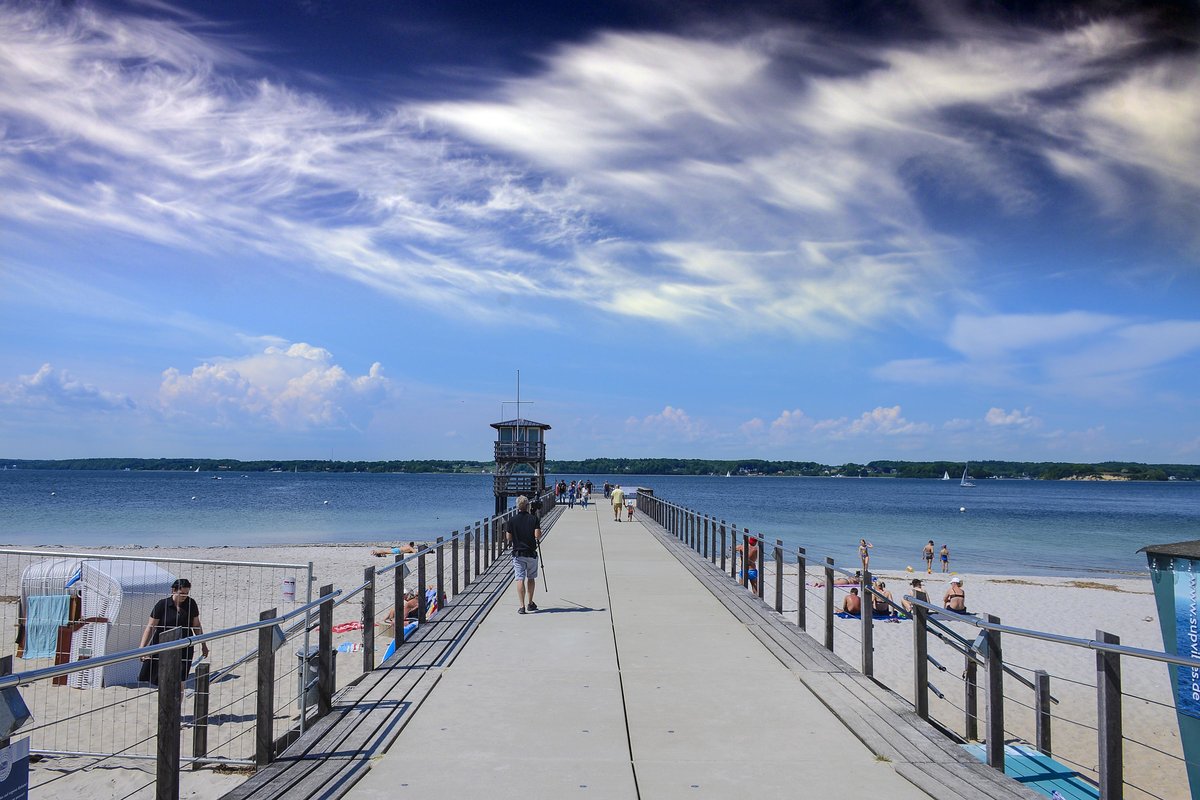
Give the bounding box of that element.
[24,594,71,659]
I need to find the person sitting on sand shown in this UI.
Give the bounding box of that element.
[842,587,861,615]
[372,542,417,557]
[382,590,421,628]
[903,578,929,615]
[943,576,967,613]
[872,580,894,617]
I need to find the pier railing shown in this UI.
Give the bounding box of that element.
[636,490,1192,800]
[0,489,558,799]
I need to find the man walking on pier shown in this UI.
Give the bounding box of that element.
[610,484,625,521]
[505,496,541,614]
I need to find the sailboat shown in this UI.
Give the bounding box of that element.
[941,471,950,481]
[194,466,200,473]
[960,464,975,488]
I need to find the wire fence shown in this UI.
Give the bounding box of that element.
[637,490,1193,800]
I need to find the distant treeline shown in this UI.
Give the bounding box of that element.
[3,457,1198,481]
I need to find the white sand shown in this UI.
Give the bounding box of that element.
[2,544,1188,799]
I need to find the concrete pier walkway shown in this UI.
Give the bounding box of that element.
[348,501,935,799]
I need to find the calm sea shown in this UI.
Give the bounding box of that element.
[1,470,1198,577]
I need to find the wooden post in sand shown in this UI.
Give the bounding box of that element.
[255,609,277,767]
[1096,630,1123,800]
[317,584,334,718]
[913,605,929,720]
[965,655,979,741]
[1034,670,1052,756]
[860,569,874,678]
[823,559,835,651]
[156,627,185,797]
[774,539,783,613]
[796,547,807,631]
[984,614,1005,771]
[362,566,375,673]
[192,662,210,769]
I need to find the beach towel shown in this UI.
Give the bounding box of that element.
[331,621,364,634]
[24,594,71,659]
[835,611,860,619]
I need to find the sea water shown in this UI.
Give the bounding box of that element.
[1,470,1198,577]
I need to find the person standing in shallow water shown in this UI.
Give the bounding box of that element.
[940,543,950,573]
[923,540,935,574]
[505,495,541,614]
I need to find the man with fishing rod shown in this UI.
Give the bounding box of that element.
[505,495,543,614]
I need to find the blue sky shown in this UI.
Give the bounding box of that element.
[1,0,1198,463]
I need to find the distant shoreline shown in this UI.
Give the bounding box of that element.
[2,457,1197,481]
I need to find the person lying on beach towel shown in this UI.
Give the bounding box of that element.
[372,542,417,557]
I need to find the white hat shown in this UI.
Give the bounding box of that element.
[950,576,962,584]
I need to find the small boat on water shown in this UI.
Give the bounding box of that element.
[960,464,975,488]
[942,471,950,481]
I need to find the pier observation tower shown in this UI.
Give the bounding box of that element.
[491,418,550,515]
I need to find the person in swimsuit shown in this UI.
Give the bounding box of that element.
[923,540,935,574]
[858,539,873,572]
[903,578,930,615]
[943,576,967,613]
[842,587,861,615]
[940,544,950,573]
[872,580,894,617]
[736,536,760,593]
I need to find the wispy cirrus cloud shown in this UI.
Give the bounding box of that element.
[2,4,1196,338]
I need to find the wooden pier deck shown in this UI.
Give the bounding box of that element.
[226,500,1041,800]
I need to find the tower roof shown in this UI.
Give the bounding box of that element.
[491,418,551,430]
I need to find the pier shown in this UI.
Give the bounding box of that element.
[226,497,1038,800]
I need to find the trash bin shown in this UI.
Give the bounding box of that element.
[296,645,335,707]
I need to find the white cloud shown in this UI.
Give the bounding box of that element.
[0,364,135,412]
[158,343,392,430]
[3,5,1194,339]
[625,405,705,442]
[984,407,1038,428]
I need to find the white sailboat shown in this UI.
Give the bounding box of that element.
[960,464,975,488]
[941,470,950,481]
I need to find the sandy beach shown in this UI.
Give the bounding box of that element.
[1,542,1186,799]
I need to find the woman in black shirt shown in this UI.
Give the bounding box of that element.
[138,578,209,686]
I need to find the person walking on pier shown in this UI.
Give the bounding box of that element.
[610,484,625,521]
[505,496,541,614]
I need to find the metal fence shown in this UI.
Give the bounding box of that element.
[0,489,559,799]
[637,490,1193,800]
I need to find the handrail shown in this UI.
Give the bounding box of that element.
[903,595,1196,669]
[0,588,342,690]
[374,508,518,577]
[0,547,311,570]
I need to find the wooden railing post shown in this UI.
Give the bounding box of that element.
[393,554,405,649]
[965,654,979,741]
[464,528,473,587]
[362,566,376,673]
[192,662,210,769]
[318,584,334,718]
[417,550,428,623]
[861,569,874,677]
[704,516,710,560]
[1096,630,1123,799]
[474,522,482,577]
[436,536,445,611]
[157,627,185,799]
[824,558,835,651]
[774,539,783,613]
[913,605,929,720]
[796,547,807,631]
[756,532,765,600]
[451,532,459,597]
[984,614,1005,771]
[1035,670,1052,756]
[741,533,750,589]
[255,608,278,768]
[720,522,727,573]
